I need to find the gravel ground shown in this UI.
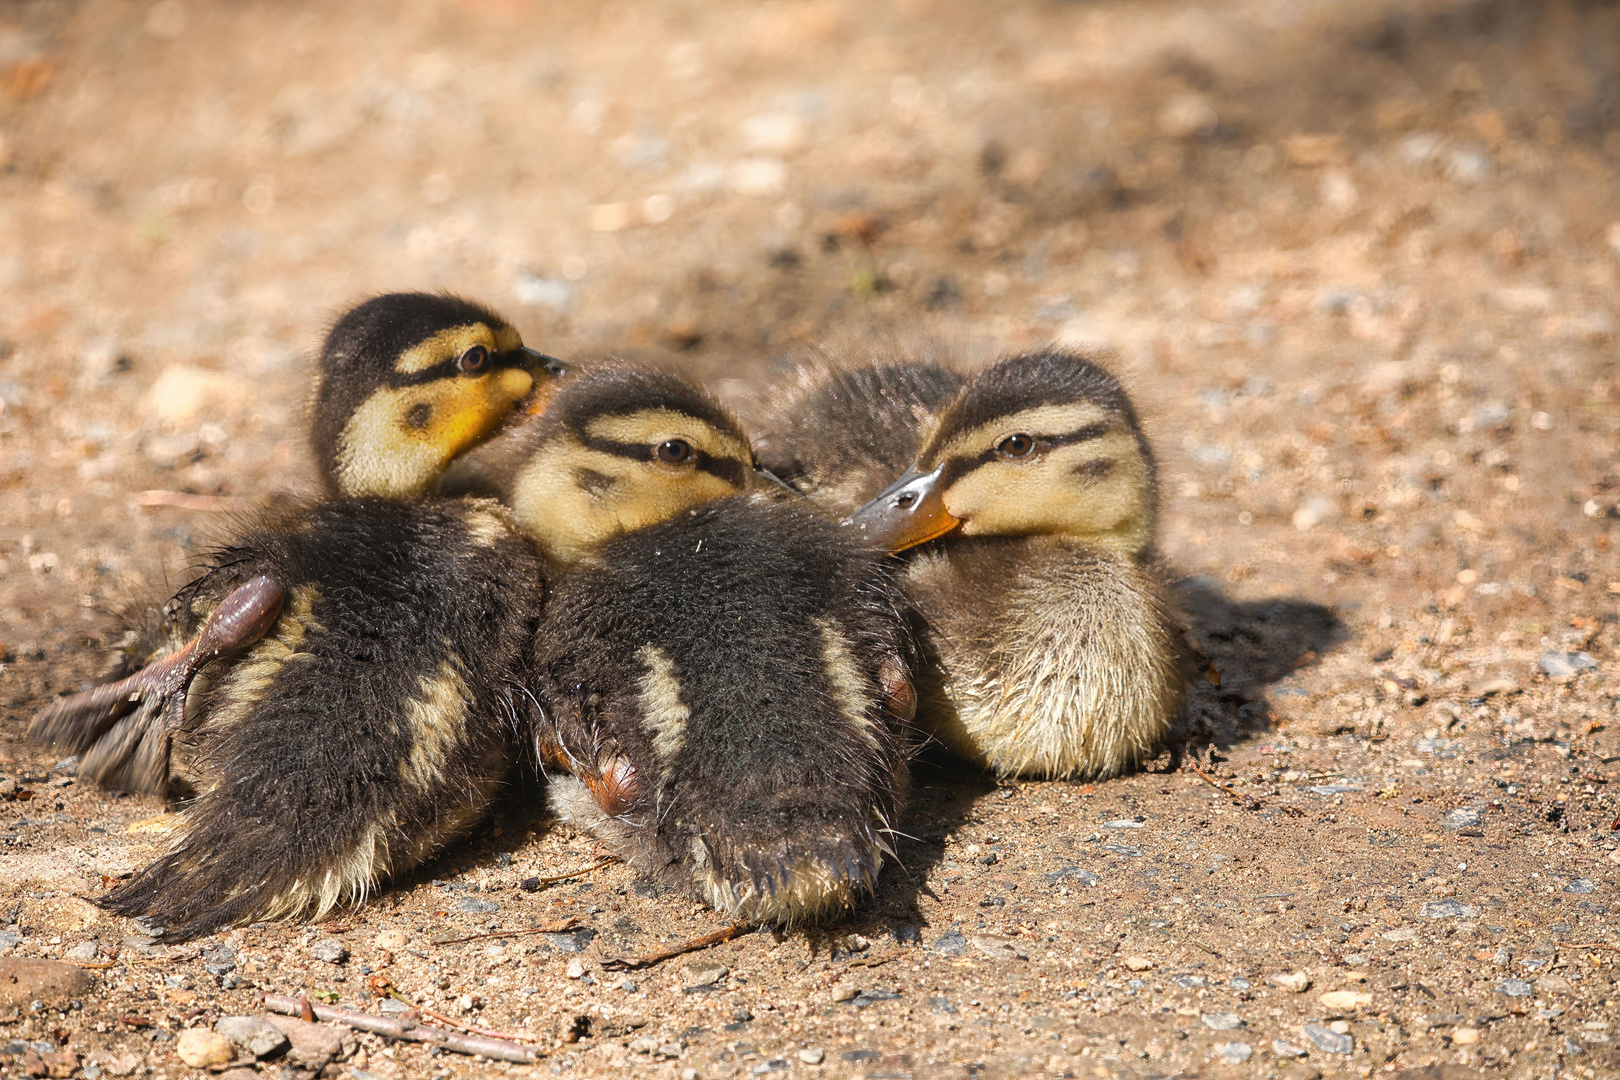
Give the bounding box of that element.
[2,1,1618,1078]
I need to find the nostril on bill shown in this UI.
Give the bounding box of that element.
[896,492,917,509]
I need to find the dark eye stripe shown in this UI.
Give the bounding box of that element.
[578,433,749,487]
[936,419,1116,486]
[387,347,528,388]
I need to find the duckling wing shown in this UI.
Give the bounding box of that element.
[101,498,546,941]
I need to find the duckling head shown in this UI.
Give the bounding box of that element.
[505,362,757,565]
[311,292,565,499]
[845,348,1156,556]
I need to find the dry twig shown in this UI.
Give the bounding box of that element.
[1187,760,1244,801]
[432,916,580,947]
[262,994,541,1064]
[364,977,536,1043]
[601,923,750,971]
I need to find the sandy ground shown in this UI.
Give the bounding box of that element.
[2,0,1619,1077]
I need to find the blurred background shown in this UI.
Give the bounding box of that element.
[1,0,1616,703]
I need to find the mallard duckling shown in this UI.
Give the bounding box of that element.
[778,348,1186,779]
[31,293,559,940]
[492,363,918,923]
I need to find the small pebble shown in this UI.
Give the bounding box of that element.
[1124,956,1155,972]
[1301,1023,1353,1055]
[1537,651,1596,678]
[1319,990,1372,1009]
[1452,1027,1481,1045]
[1272,1039,1307,1057]
[1497,979,1534,997]
[175,1028,235,1067]
[799,1048,825,1064]
[1215,1042,1252,1064]
[682,962,727,988]
[1271,972,1311,993]
[565,959,585,979]
[1421,899,1477,919]
[831,984,860,1003]
[64,941,99,962]
[215,1016,290,1059]
[1201,1012,1244,1031]
[309,938,348,964]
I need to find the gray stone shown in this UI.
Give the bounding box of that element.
[681,963,727,989]
[1421,899,1477,919]
[63,941,99,962]
[1538,651,1596,678]
[1497,979,1535,997]
[1201,1012,1244,1031]
[308,938,348,964]
[1307,784,1362,795]
[1046,867,1100,886]
[931,929,968,957]
[541,928,596,954]
[454,897,499,914]
[215,1015,291,1059]
[1216,1042,1253,1063]
[260,1014,344,1066]
[1442,807,1481,831]
[1302,1024,1353,1055]
[1564,879,1596,895]
[1272,1039,1307,1057]
[377,998,410,1015]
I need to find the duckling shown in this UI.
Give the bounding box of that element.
[31,293,560,940]
[772,348,1186,779]
[491,363,918,923]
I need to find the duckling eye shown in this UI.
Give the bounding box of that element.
[997,433,1036,458]
[456,345,489,374]
[655,439,693,465]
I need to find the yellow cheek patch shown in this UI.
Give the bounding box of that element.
[394,323,498,374]
[509,439,741,564]
[943,431,1153,556]
[335,372,530,498]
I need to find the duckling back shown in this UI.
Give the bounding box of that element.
[532,493,915,924]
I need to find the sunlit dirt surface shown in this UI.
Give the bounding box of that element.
[2,1,1618,1077]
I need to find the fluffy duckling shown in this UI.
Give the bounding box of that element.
[495,364,918,924]
[771,349,1185,779]
[31,293,559,940]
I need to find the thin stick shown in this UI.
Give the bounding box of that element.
[522,857,616,888]
[136,490,258,512]
[1557,942,1620,952]
[601,923,750,972]
[1187,761,1243,801]
[262,995,542,1064]
[432,916,579,947]
[364,977,537,1043]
